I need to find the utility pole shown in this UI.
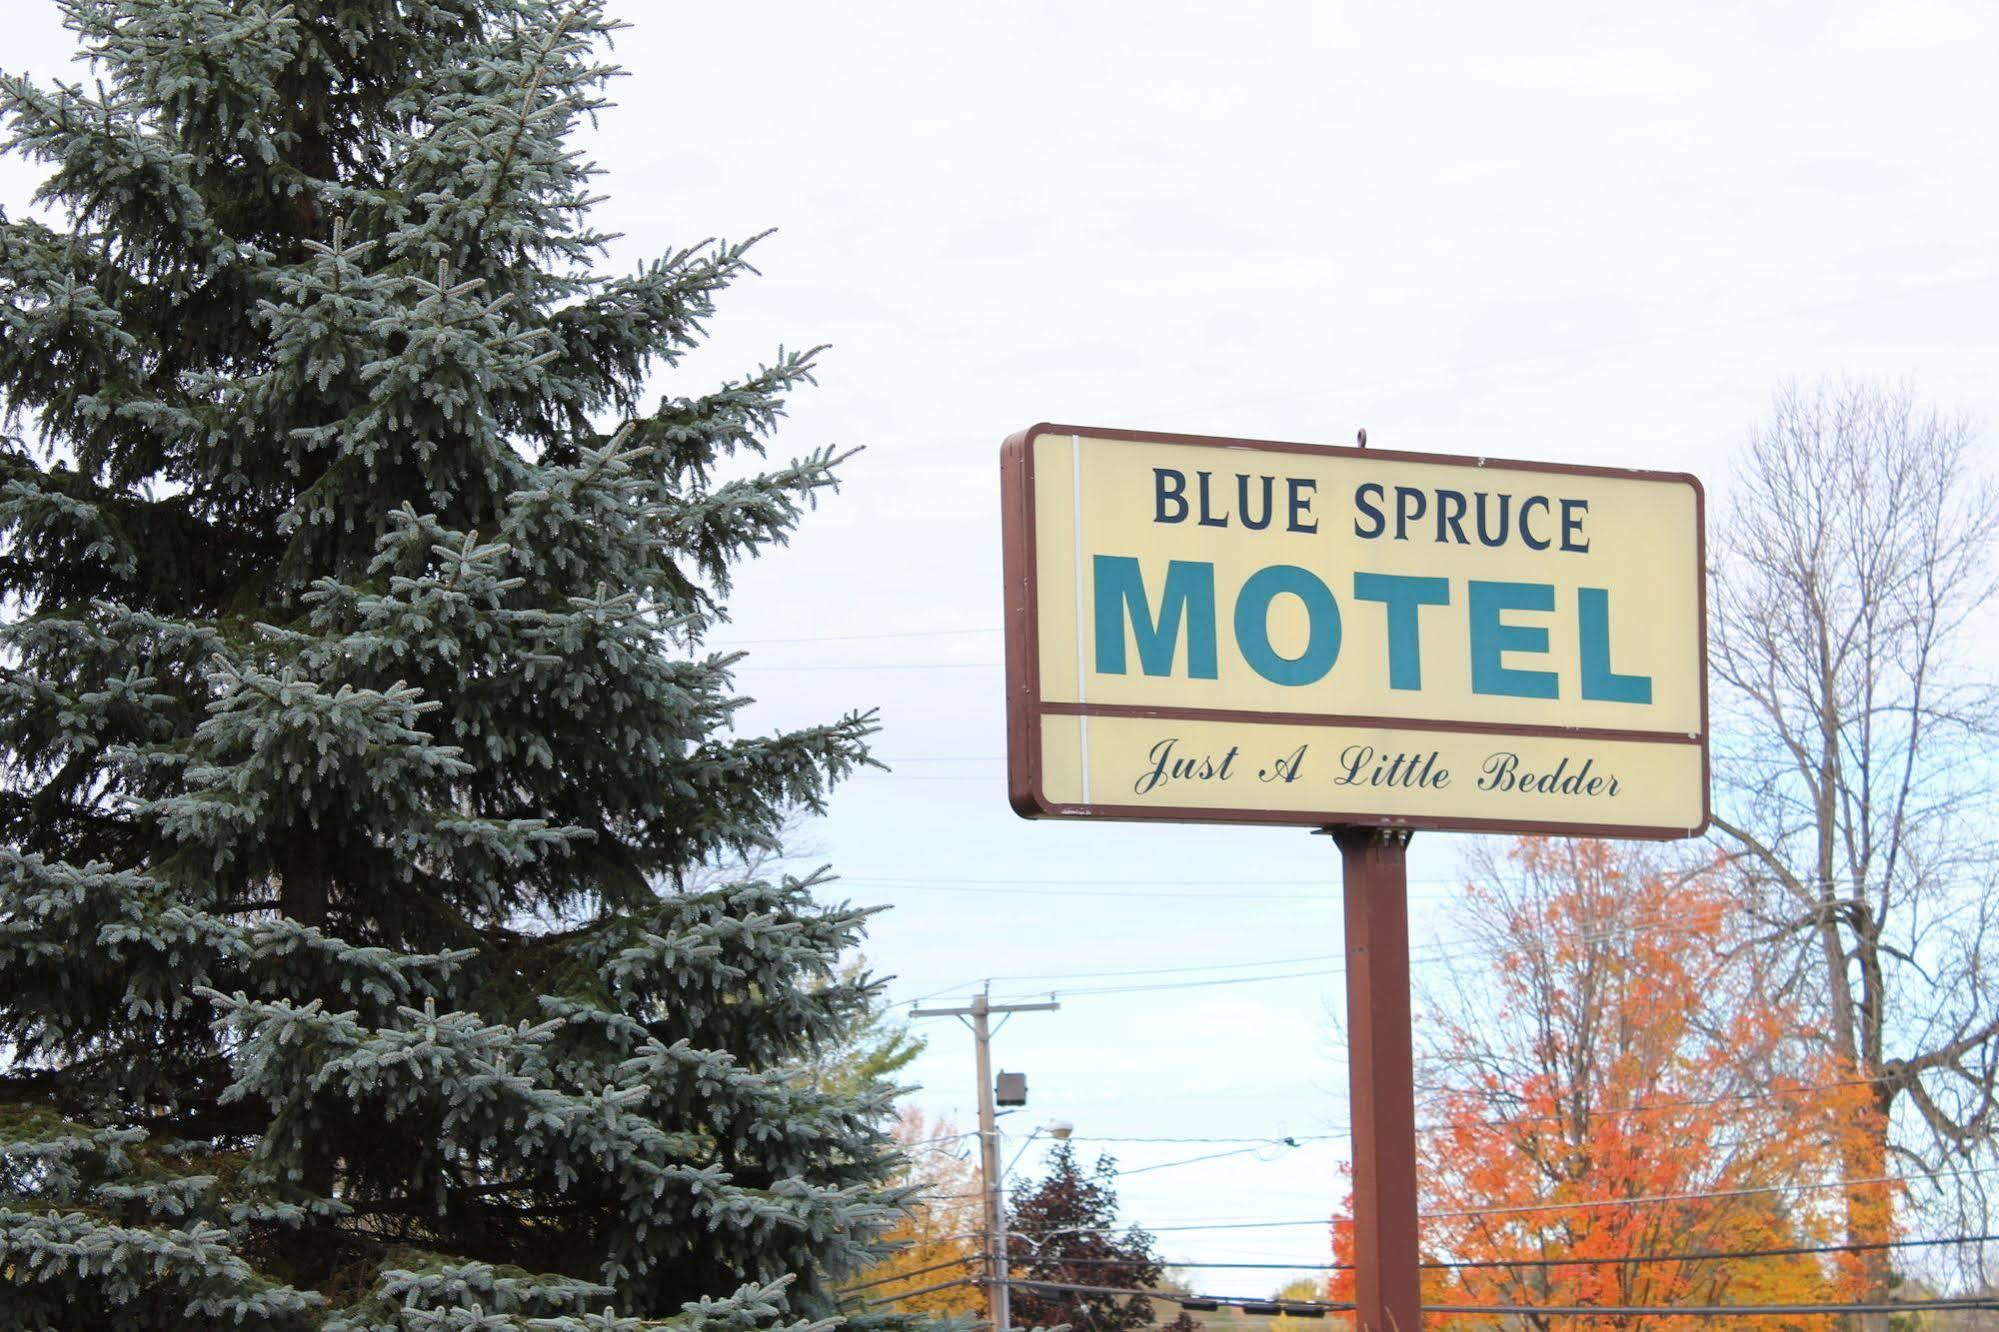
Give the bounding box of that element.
[911,993,1059,1332]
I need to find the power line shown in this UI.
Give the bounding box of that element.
[1001,1278,1999,1319]
[853,876,1357,889]
[1051,1258,1333,1271]
[985,964,1349,1000]
[736,661,1001,672]
[847,774,996,781]
[903,1076,1907,1161]
[844,871,1910,890]
[852,1236,1999,1300]
[878,884,1343,902]
[1010,1277,1348,1313]
[1113,1144,1303,1177]
[907,1077,1911,1170]
[927,950,1346,985]
[1421,1164,1999,1222]
[713,627,1000,647]
[1005,1163,1999,1237]
[874,756,1006,762]
[917,891,1877,1010]
[1428,1302,1999,1318]
[894,948,1358,1006]
[1066,1133,1344,1147]
[842,1254,980,1294]
[858,1276,982,1309]
[1410,1073,1888,1134]
[1423,1230,1999,1272]
[1035,1231,1999,1272]
[904,1129,1339,1153]
[848,875,1430,887]
[966,903,1738,1001]
[902,1138,1336,1194]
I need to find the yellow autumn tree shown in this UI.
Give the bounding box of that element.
[1268,1275,1331,1332]
[847,1109,985,1318]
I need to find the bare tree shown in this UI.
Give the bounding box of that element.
[1709,377,1999,1312]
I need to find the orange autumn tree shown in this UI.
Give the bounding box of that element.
[846,1109,985,1318]
[1333,838,1877,1329]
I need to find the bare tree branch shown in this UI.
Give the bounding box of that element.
[1709,376,1999,1305]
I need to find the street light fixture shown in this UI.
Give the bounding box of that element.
[1004,1120,1076,1180]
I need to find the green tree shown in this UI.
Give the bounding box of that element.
[682,832,922,1100]
[0,2,902,1327]
[808,957,925,1100]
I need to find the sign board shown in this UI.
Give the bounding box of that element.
[1001,424,1708,837]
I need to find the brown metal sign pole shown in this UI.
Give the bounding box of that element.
[1336,826,1421,1332]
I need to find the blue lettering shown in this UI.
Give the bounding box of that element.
[1286,478,1318,533]
[1561,498,1589,552]
[1353,483,1386,538]
[1578,587,1651,703]
[1519,495,1552,550]
[1475,492,1512,547]
[1435,489,1469,544]
[1234,565,1340,686]
[1154,469,1188,524]
[1468,580,1558,699]
[1093,556,1218,679]
[1393,486,1426,540]
[1353,572,1450,691]
[1238,474,1274,530]
[1196,472,1228,527]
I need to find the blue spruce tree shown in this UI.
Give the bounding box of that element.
[0,3,908,1326]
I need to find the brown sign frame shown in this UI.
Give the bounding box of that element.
[1000,422,1710,838]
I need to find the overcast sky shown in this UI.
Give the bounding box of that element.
[7,0,1999,1300]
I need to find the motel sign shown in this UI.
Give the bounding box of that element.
[1001,424,1708,838]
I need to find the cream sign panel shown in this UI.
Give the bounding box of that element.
[1000,424,1709,837]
